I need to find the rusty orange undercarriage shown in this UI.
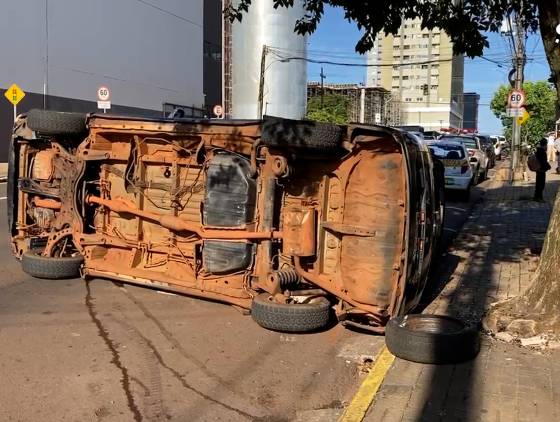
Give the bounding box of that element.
[8,111,444,333]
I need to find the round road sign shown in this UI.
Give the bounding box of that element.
[508,89,525,109]
[97,86,110,101]
[213,104,223,117]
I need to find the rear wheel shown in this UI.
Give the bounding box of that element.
[251,293,331,332]
[461,185,471,202]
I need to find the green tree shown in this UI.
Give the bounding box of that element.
[490,81,556,147]
[228,1,560,338]
[306,93,349,124]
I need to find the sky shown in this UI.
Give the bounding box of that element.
[307,6,550,134]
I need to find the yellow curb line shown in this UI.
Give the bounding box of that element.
[338,346,395,422]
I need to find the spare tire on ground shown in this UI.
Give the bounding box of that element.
[251,293,331,333]
[27,109,87,136]
[385,314,480,364]
[261,116,343,153]
[21,251,84,279]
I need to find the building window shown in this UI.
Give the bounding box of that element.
[422,33,430,38]
[392,76,399,80]
[431,85,439,90]
[405,98,412,102]
[403,45,410,50]
[403,55,410,60]
[393,65,399,70]
[402,76,409,80]
[421,64,429,69]
[417,97,424,101]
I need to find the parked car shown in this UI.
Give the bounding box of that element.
[439,134,489,184]
[8,110,445,333]
[490,135,504,160]
[427,141,473,200]
[475,134,496,168]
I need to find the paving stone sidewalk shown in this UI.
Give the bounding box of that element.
[365,167,560,422]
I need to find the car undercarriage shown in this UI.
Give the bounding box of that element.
[8,110,442,333]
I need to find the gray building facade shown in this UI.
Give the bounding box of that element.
[0,0,222,160]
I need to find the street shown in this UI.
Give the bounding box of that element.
[0,177,481,422]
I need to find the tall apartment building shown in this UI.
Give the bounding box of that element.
[367,19,464,130]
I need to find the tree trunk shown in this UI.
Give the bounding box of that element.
[485,2,560,337]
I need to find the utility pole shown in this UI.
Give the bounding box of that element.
[510,15,526,180]
[320,67,326,107]
[257,45,268,119]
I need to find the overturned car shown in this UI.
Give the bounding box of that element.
[8,110,444,333]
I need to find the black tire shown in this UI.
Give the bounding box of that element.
[472,167,479,185]
[461,185,471,202]
[261,116,343,152]
[385,314,480,364]
[251,293,331,332]
[21,251,84,279]
[27,109,87,136]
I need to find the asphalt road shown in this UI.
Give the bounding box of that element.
[0,177,482,422]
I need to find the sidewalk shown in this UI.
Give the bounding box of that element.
[365,164,560,422]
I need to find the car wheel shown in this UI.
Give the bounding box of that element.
[472,167,479,185]
[27,109,87,136]
[461,185,471,202]
[21,251,84,279]
[261,116,343,153]
[251,293,331,332]
[385,314,480,364]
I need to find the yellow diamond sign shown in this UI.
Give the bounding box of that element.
[4,83,25,106]
[516,107,529,125]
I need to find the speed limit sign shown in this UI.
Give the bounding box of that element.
[508,89,525,108]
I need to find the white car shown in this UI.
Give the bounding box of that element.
[491,135,505,160]
[428,141,474,200]
[439,135,489,184]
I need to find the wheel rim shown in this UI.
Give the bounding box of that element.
[399,315,465,334]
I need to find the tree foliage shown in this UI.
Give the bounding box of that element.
[490,81,556,146]
[225,1,540,56]
[306,93,349,124]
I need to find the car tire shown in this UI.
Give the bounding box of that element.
[261,116,343,153]
[385,314,480,364]
[27,109,87,136]
[461,185,471,202]
[21,251,84,279]
[251,293,331,332]
[472,167,479,185]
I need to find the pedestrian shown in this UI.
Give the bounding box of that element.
[534,138,551,201]
[555,133,560,174]
[547,132,556,162]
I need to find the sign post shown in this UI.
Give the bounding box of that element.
[97,86,111,113]
[212,104,223,118]
[4,83,25,122]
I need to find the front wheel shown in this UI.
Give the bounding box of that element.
[251,293,331,332]
[21,251,83,279]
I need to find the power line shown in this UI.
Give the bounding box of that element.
[133,0,202,28]
[269,49,454,68]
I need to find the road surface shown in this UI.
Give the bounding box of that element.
[0,177,482,421]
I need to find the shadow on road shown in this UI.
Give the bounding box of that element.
[410,179,560,421]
